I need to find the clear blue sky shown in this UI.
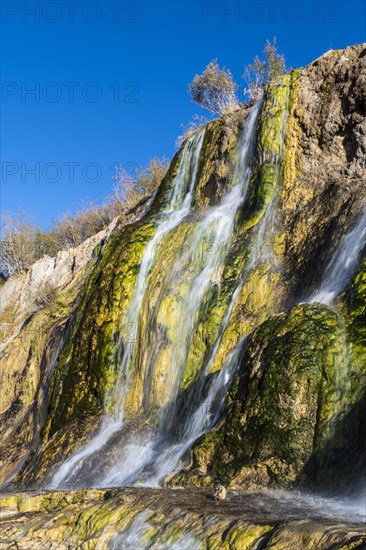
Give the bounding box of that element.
[1,0,365,229]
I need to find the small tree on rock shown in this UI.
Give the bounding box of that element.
[243,37,288,102]
[189,60,238,115]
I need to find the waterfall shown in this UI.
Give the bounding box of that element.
[306,207,366,483]
[197,188,277,379]
[99,102,264,487]
[149,100,261,418]
[50,93,290,490]
[110,511,153,550]
[137,337,248,487]
[98,343,243,488]
[110,129,205,418]
[310,207,366,304]
[49,130,205,488]
[50,416,122,488]
[126,87,290,487]
[110,510,201,549]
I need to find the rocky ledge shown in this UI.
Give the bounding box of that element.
[0,487,365,549]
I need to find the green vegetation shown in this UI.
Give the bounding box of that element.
[173,304,351,489]
[188,39,288,115]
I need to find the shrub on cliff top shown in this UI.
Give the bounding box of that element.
[113,157,169,208]
[189,60,239,115]
[243,37,288,102]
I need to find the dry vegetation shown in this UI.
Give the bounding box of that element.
[0,158,168,278]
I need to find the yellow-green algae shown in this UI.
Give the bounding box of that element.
[17,69,298,484]
[173,303,352,489]
[1,488,365,549]
[10,49,366,494]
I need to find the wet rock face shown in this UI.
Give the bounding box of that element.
[175,304,351,489]
[177,262,366,492]
[0,224,117,485]
[0,44,365,496]
[0,216,140,486]
[170,45,366,492]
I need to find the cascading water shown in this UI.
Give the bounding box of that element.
[50,88,293,490]
[3,48,366,550]
[110,130,205,418]
[309,207,366,305]
[50,130,205,488]
[305,206,366,482]
[110,510,201,550]
[295,192,366,522]
[97,101,263,487]
[132,86,291,486]
[50,102,262,488]
[136,337,248,487]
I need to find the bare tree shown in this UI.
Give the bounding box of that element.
[243,37,288,102]
[0,212,39,276]
[1,157,169,280]
[113,157,169,208]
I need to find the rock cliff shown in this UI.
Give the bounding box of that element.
[0,43,365,548]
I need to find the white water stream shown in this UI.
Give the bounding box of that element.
[97,102,262,487]
[310,207,366,304]
[37,86,366,536]
[50,130,205,488]
[50,97,297,490]
[50,103,261,488]
[44,80,366,540]
[50,90,366,495]
[110,510,201,550]
[111,130,206,418]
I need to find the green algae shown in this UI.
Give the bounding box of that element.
[176,304,352,488]
[19,70,297,483]
[1,488,365,549]
[11,50,366,495]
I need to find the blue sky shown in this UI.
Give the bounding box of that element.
[1,0,365,229]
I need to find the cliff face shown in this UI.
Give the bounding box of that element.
[0,226,109,485]
[281,46,366,291]
[1,44,365,504]
[174,45,366,491]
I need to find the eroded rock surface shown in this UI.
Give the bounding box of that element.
[0,488,365,549]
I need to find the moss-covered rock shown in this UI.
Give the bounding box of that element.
[0,487,364,549]
[174,304,352,489]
